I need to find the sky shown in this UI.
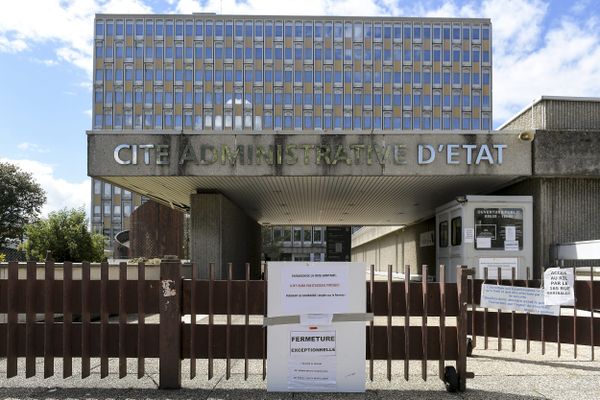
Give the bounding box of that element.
[0,0,599,218]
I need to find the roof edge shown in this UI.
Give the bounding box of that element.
[498,95,600,131]
[94,13,492,23]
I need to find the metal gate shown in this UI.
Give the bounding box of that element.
[466,266,599,361]
[0,260,472,391]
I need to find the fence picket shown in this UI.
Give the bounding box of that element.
[100,261,109,378]
[44,261,54,378]
[497,266,501,352]
[208,262,214,380]
[119,262,127,378]
[190,262,197,379]
[511,267,515,352]
[439,264,446,380]
[81,262,91,378]
[573,266,577,359]
[369,264,375,381]
[6,261,18,378]
[526,267,530,354]
[484,267,488,350]
[25,261,36,378]
[244,262,250,381]
[591,265,595,361]
[137,262,145,379]
[422,264,428,381]
[226,262,232,380]
[63,261,73,378]
[404,265,410,381]
[387,264,392,381]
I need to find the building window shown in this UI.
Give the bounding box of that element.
[451,217,462,246]
[439,221,448,248]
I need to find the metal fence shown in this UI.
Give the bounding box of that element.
[467,266,600,360]
[0,261,473,391]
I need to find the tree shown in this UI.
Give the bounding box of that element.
[0,162,46,246]
[21,208,105,262]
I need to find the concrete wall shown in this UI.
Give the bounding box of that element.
[494,177,600,275]
[351,218,436,277]
[190,193,261,280]
[501,98,600,131]
[130,201,185,259]
[532,130,600,176]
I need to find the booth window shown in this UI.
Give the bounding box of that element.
[451,217,462,246]
[439,221,448,248]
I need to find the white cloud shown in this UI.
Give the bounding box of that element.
[0,35,28,53]
[0,0,152,79]
[2,0,599,126]
[17,142,50,153]
[172,0,386,16]
[0,158,91,220]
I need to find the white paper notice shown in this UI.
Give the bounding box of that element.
[464,228,475,243]
[476,237,492,248]
[288,358,336,391]
[479,258,518,279]
[288,330,337,391]
[282,265,350,314]
[505,226,516,241]
[290,331,336,357]
[300,314,333,326]
[504,240,519,252]
[480,284,559,316]
[544,268,575,306]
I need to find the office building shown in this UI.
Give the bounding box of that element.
[89,14,502,277]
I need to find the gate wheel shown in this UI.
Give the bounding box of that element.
[444,366,459,393]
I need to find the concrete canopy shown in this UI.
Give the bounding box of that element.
[88,131,532,226]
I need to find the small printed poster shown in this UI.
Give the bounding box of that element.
[419,231,435,247]
[480,284,559,316]
[505,226,516,241]
[464,228,475,243]
[544,268,575,306]
[288,330,337,391]
[476,237,491,249]
[288,358,336,391]
[504,240,519,252]
[282,265,350,314]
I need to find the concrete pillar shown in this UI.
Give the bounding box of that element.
[190,192,261,279]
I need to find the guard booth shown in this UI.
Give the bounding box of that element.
[436,195,533,282]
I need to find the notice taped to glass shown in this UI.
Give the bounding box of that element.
[474,207,524,250]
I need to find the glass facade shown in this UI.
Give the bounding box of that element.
[93,15,492,132]
[91,14,492,257]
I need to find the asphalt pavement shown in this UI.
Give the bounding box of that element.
[1,338,599,399]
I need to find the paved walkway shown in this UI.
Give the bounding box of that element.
[1,339,599,399]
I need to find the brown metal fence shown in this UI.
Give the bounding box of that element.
[467,266,600,360]
[0,260,473,392]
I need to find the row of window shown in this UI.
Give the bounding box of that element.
[95,89,491,110]
[95,65,491,87]
[270,226,326,245]
[93,202,133,218]
[95,19,491,43]
[94,112,492,131]
[95,41,491,65]
[93,180,133,198]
